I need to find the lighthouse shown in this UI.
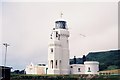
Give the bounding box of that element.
[48,16,70,74]
[25,14,100,75]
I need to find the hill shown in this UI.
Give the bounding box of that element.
[70,50,120,71]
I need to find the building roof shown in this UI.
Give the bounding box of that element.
[0,66,12,69]
[84,61,99,64]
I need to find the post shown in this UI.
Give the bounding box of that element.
[3,43,10,80]
[3,43,10,67]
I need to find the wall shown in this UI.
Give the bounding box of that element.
[84,61,99,74]
[70,64,85,74]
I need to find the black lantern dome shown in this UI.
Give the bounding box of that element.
[55,20,66,29]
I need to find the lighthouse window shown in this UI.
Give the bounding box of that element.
[59,60,61,63]
[50,34,52,39]
[59,60,61,67]
[55,60,57,68]
[50,37,52,39]
[51,48,53,53]
[88,67,91,72]
[50,60,53,69]
[56,31,58,37]
[58,34,60,40]
[78,68,81,72]
[67,40,68,43]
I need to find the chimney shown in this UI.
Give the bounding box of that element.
[82,55,86,64]
[73,56,76,64]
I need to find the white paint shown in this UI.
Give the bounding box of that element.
[70,64,85,74]
[25,61,99,75]
[48,20,70,74]
[70,61,99,74]
[84,61,99,74]
[25,63,46,74]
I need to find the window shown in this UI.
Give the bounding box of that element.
[50,33,53,39]
[56,31,58,37]
[55,60,57,68]
[50,35,52,39]
[70,66,73,68]
[51,48,53,53]
[59,60,61,68]
[58,34,60,40]
[59,60,61,63]
[50,37,52,39]
[88,67,91,72]
[50,60,53,69]
[67,40,68,43]
[78,68,81,72]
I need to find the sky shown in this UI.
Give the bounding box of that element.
[0,0,118,70]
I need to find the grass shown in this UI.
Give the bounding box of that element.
[11,74,120,80]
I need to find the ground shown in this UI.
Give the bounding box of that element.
[11,74,120,80]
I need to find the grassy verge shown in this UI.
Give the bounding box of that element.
[11,74,120,80]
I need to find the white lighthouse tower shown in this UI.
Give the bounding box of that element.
[48,16,70,74]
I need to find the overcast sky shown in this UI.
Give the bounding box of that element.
[0,1,118,70]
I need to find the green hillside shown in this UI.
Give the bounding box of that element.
[70,50,120,71]
[86,50,120,71]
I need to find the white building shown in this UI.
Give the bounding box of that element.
[70,61,99,74]
[84,61,99,74]
[70,64,85,74]
[25,17,99,75]
[25,63,47,74]
[47,19,70,74]
[25,61,99,75]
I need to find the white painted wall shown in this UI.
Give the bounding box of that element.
[25,63,46,74]
[70,64,85,74]
[84,61,99,74]
[48,21,70,74]
[70,61,99,75]
[25,63,37,74]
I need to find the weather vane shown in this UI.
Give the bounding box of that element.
[60,12,63,18]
